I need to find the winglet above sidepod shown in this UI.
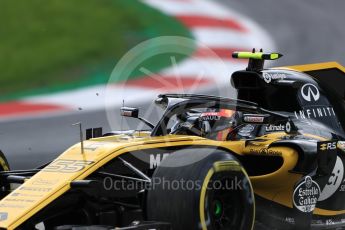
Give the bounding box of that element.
[232,49,283,72]
[232,51,283,60]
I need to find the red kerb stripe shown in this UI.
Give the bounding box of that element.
[176,15,247,32]
[0,101,66,116]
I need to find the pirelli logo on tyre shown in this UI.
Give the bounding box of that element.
[213,161,241,172]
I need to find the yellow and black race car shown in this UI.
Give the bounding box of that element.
[1,52,345,230]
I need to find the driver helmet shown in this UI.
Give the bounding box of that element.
[199,109,238,141]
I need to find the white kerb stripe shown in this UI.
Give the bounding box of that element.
[142,0,236,19]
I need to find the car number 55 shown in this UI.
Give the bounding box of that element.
[43,160,94,173]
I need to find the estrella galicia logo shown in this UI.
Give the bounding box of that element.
[0,212,8,221]
[293,176,320,213]
[301,83,320,102]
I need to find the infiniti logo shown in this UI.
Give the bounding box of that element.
[301,83,320,102]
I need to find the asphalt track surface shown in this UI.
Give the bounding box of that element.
[217,0,345,66]
[2,0,345,169]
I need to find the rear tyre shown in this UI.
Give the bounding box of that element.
[0,150,10,198]
[146,148,255,230]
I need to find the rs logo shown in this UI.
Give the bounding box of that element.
[320,142,337,151]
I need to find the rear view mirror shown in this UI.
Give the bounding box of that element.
[120,107,154,129]
[121,107,139,118]
[155,96,168,109]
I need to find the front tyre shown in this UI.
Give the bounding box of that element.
[146,148,255,230]
[0,150,10,198]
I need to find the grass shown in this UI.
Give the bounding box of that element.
[0,0,193,101]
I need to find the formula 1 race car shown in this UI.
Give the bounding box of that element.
[1,51,345,230]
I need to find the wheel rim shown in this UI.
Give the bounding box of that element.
[213,200,223,218]
[207,175,242,230]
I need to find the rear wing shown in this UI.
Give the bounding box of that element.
[282,62,345,100]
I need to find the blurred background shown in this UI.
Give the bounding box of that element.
[0,0,191,101]
[1,0,344,169]
[217,0,345,66]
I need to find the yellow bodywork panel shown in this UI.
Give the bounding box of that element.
[0,134,245,229]
[0,132,337,228]
[281,62,345,73]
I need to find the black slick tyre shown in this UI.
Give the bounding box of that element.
[146,147,255,230]
[0,150,10,198]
